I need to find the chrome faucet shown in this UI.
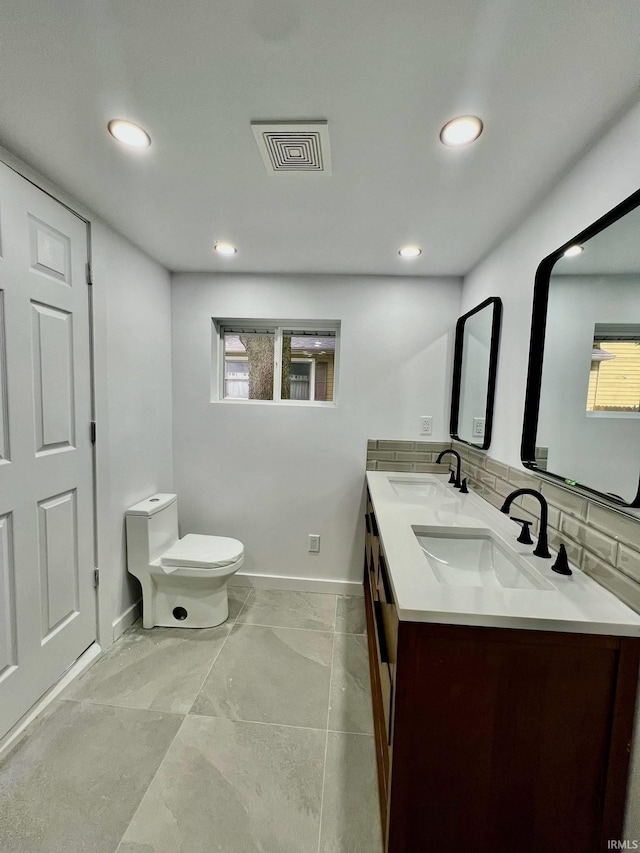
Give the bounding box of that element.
[436,449,462,489]
[500,488,551,558]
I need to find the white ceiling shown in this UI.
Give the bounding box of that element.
[1,0,639,276]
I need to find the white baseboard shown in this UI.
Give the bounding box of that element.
[0,642,102,758]
[233,572,363,597]
[112,599,142,641]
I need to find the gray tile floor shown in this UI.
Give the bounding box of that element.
[0,588,383,853]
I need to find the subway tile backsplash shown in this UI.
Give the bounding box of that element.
[366,440,451,474]
[366,438,640,614]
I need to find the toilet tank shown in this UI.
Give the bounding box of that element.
[125,494,179,566]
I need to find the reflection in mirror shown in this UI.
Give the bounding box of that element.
[450,297,502,449]
[522,189,640,508]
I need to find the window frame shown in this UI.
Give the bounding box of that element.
[586,339,640,417]
[290,357,316,402]
[223,355,250,399]
[213,319,340,406]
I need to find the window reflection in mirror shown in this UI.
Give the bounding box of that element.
[587,326,640,413]
[523,190,640,508]
[450,297,502,449]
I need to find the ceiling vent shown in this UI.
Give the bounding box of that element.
[251,121,331,175]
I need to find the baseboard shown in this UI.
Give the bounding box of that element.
[233,572,363,597]
[0,642,102,759]
[112,599,142,641]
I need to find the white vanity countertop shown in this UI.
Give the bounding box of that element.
[366,471,640,637]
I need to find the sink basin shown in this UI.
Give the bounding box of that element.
[389,477,448,501]
[414,527,554,591]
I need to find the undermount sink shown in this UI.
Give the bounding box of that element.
[389,477,449,501]
[414,527,554,591]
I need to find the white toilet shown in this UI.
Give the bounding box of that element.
[125,493,244,629]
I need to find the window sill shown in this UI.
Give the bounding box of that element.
[585,411,640,419]
[212,398,337,408]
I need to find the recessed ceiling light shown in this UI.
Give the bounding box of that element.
[563,244,584,258]
[107,119,151,149]
[399,246,422,258]
[214,242,237,256]
[439,116,483,147]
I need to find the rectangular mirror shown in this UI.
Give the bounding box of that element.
[522,188,640,509]
[450,297,502,449]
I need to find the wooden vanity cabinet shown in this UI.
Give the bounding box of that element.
[364,491,640,853]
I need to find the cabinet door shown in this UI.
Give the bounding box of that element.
[377,552,398,677]
[363,561,390,830]
[389,624,631,853]
[372,597,393,743]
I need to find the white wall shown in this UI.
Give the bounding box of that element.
[171,273,461,590]
[92,222,173,634]
[538,275,639,501]
[460,98,640,841]
[461,99,640,470]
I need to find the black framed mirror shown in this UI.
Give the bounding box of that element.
[522,188,640,509]
[450,297,502,450]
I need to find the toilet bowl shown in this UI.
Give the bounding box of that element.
[125,494,244,629]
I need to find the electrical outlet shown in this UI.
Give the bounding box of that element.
[420,415,433,435]
[308,534,320,553]
[472,417,485,437]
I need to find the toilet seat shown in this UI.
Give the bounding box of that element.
[160,533,244,570]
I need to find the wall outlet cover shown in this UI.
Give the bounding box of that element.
[308,534,320,553]
[472,417,485,437]
[420,416,433,435]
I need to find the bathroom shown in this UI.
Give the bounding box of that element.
[1,2,640,851]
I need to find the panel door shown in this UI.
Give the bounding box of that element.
[0,161,95,739]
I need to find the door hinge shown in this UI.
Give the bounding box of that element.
[94,569,100,588]
[86,262,93,286]
[90,421,96,444]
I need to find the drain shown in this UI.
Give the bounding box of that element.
[173,606,188,621]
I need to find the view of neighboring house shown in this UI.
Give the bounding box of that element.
[223,332,336,401]
[588,339,640,412]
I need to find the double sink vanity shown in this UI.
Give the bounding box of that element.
[363,185,640,852]
[364,470,640,853]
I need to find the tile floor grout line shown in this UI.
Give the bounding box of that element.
[112,713,192,853]
[316,596,338,853]
[234,620,336,634]
[326,728,375,736]
[182,587,253,712]
[186,625,237,714]
[57,695,188,718]
[186,713,328,733]
[112,708,337,853]
[232,586,253,623]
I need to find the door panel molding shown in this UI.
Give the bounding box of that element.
[0,160,96,739]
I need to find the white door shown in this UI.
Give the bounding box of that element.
[0,161,96,739]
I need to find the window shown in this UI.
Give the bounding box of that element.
[215,321,339,403]
[587,324,640,413]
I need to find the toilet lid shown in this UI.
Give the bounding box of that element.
[160,534,244,569]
